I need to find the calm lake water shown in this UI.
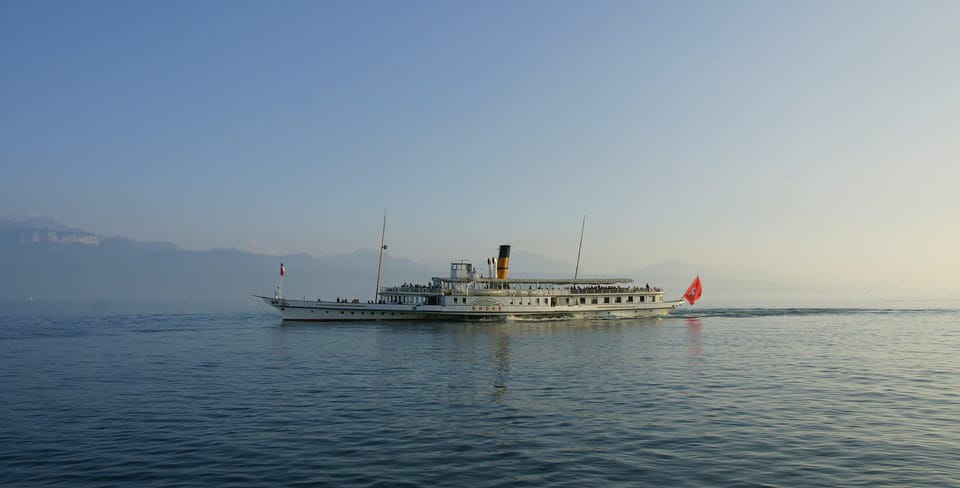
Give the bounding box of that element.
[2,307,959,486]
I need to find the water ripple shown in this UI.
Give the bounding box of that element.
[1,310,959,486]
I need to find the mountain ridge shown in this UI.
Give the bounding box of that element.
[0,217,434,312]
[0,216,818,312]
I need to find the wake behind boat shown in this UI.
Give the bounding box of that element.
[256,243,701,322]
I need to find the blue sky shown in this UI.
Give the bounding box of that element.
[2,1,958,295]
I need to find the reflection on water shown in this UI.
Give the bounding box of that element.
[685,317,703,360]
[684,317,704,394]
[491,330,510,404]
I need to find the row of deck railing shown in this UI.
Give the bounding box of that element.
[381,284,664,295]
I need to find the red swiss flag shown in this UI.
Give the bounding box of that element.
[684,276,702,305]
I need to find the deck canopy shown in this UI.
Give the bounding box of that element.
[433,277,634,285]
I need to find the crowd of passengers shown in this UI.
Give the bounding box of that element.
[570,285,661,293]
[382,283,664,294]
[386,283,438,292]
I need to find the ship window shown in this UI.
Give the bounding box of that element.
[565,298,570,304]
[604,297,610,304]
[640,296,645,302]
[580,297,586,304]
[627,296,633,302]
[591,298,598,304]
[615,297,622,303]
[536,298,540,304]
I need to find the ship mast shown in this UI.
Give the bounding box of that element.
[574,214,585,280]
[374,210,387,303]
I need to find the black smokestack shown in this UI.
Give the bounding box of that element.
[496,245,511,279]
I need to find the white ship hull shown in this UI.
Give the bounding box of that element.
[256,296,684,322]
[258,243,695,323]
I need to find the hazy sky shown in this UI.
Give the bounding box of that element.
[2,1,958,294]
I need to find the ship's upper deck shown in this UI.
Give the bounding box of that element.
[379,258,664,296]
[433,277,634,285]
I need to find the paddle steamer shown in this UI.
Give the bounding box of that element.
[257,244,697,322]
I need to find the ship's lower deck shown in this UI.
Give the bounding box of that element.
[256,296,683,322]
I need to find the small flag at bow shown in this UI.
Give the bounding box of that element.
[684,276,702,305]
[280,262,286,277]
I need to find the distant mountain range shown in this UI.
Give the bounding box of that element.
[0,217,433,313]
[0,216,826,314]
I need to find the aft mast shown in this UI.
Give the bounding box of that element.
[374,210,387,303]
[574,214,585,280]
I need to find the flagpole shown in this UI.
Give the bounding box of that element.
[574,214,585,280]
[374,210,386,303]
